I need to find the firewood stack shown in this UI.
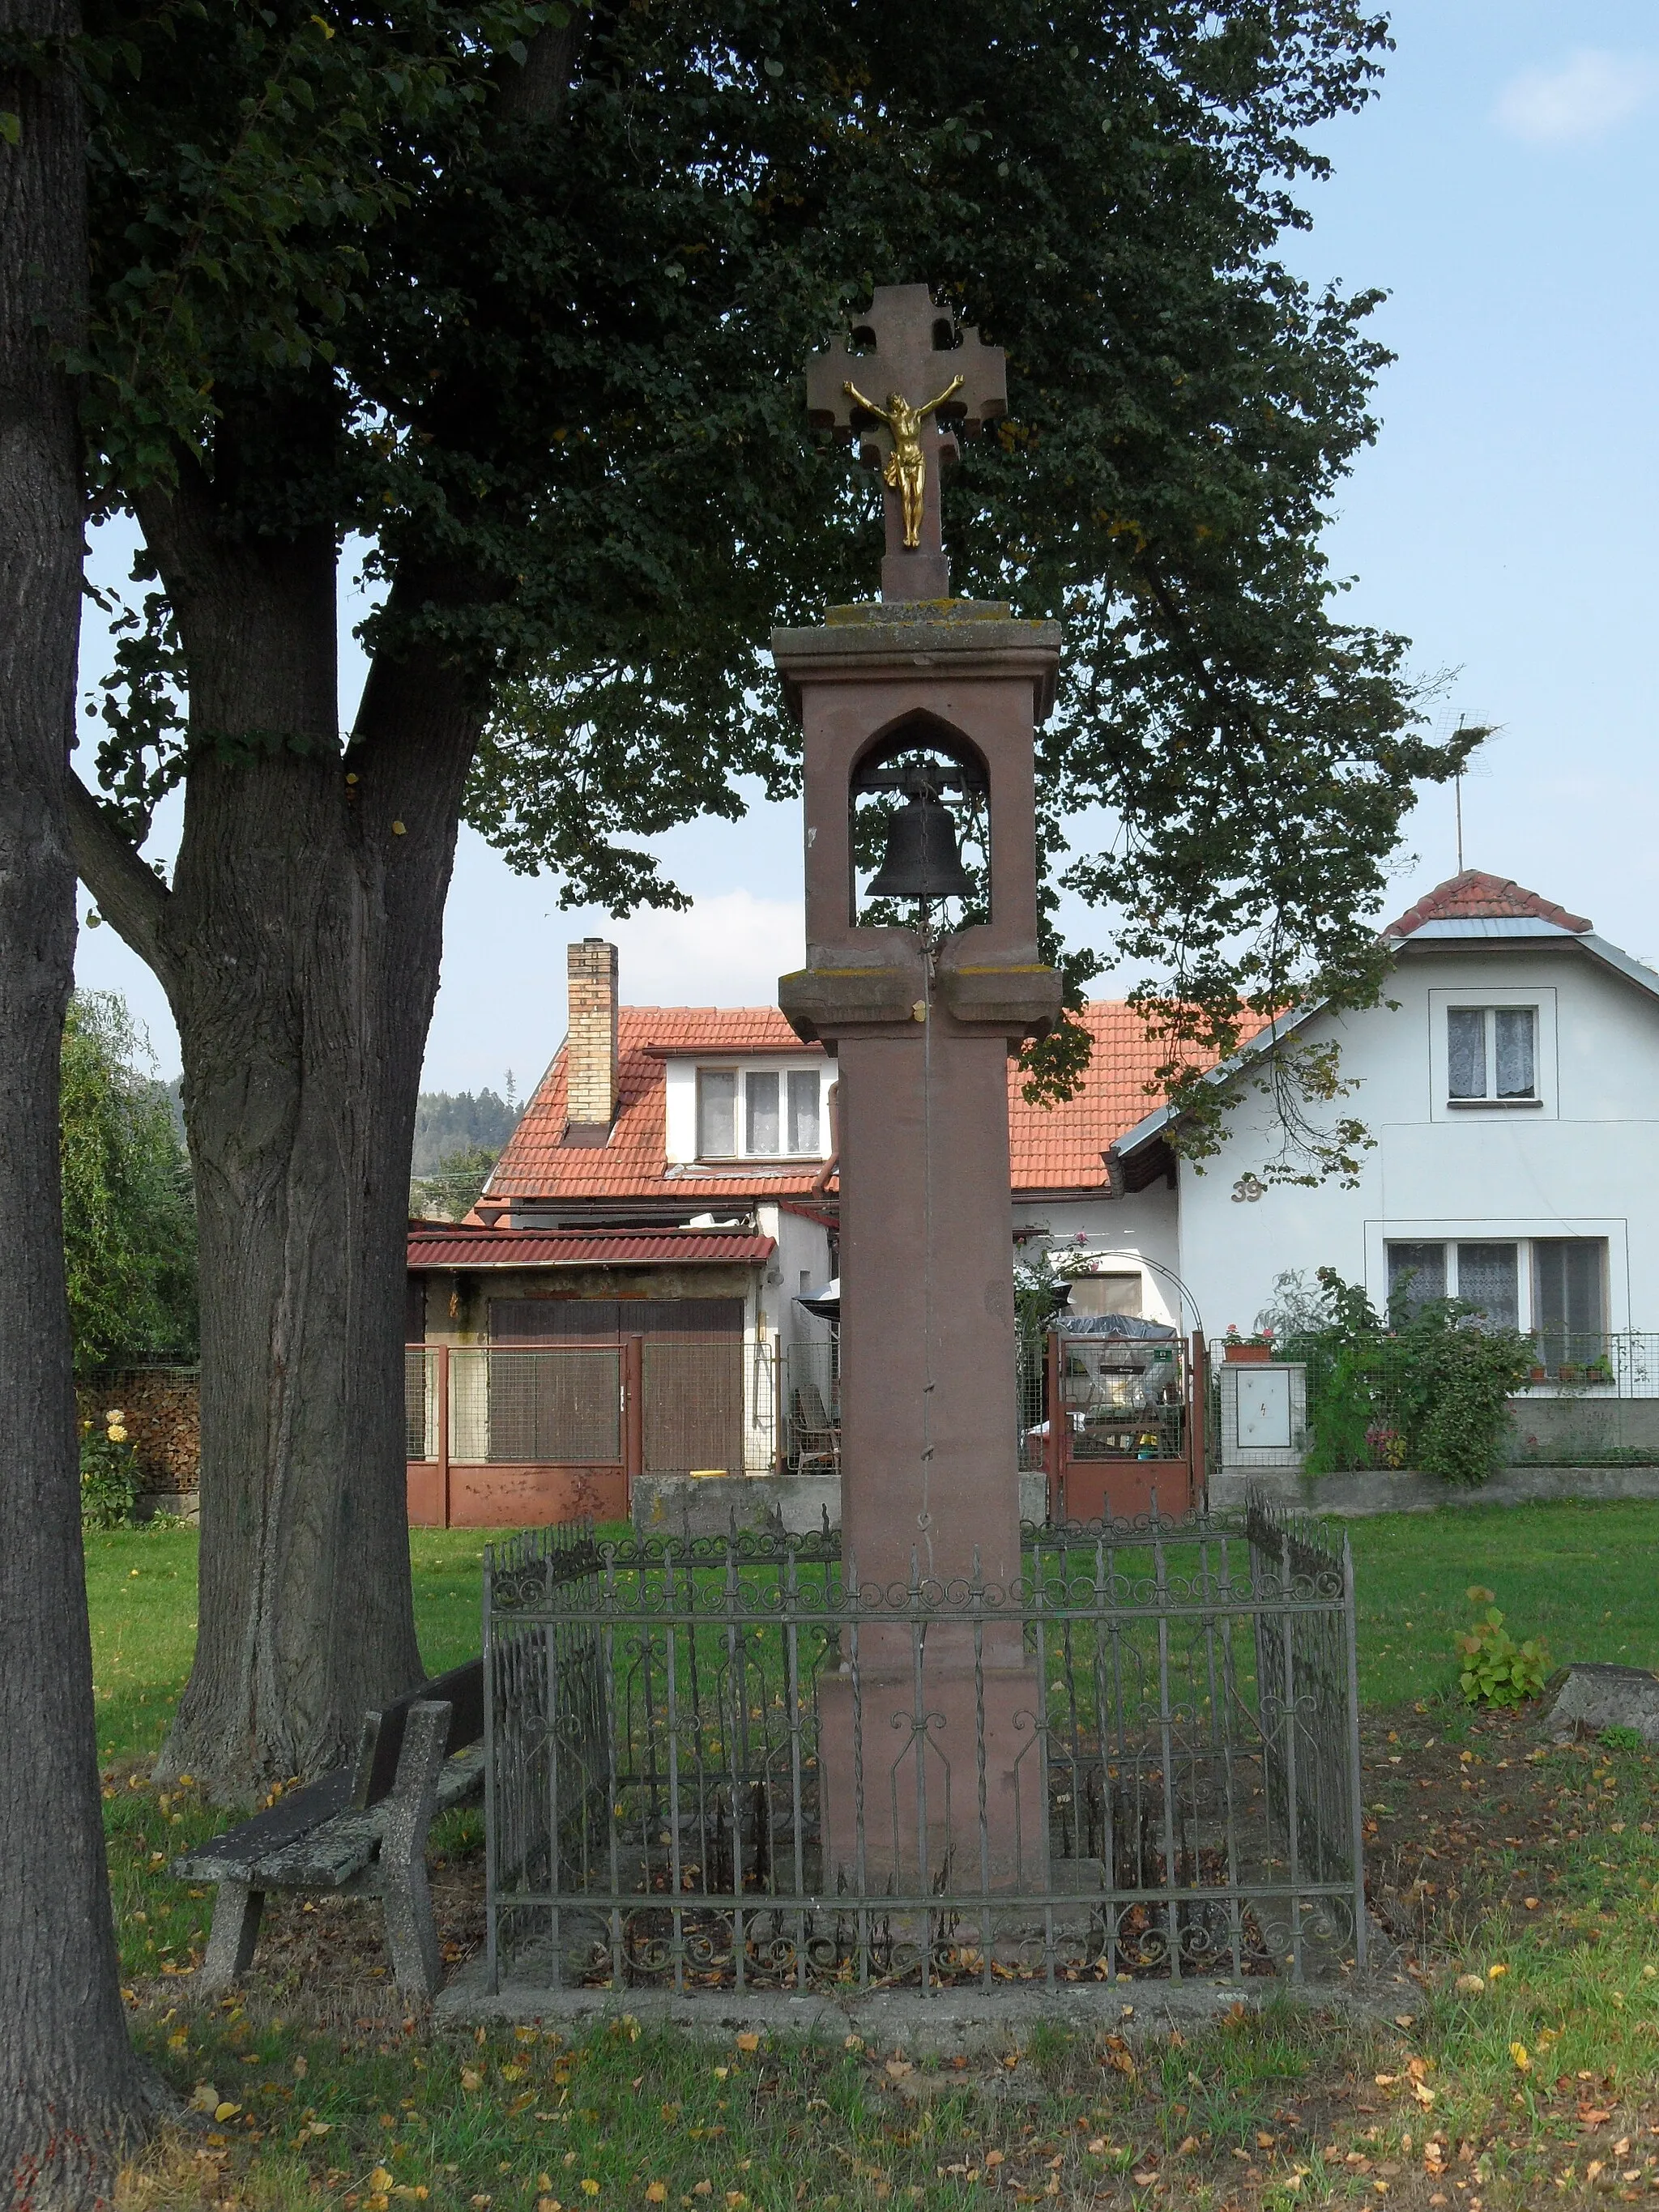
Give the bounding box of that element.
[75,1367,200,1493]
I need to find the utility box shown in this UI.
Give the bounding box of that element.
[1217,1360,1307,1489]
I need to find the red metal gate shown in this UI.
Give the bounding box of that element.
[1043,1330,1208,1525]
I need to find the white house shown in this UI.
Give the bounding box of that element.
[1085,870,1659,1345]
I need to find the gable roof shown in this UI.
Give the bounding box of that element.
[484,1008,831,1206]
[1007,1002,1226,1193]
[484,998,1251,1208]
[1383,870,1592,940]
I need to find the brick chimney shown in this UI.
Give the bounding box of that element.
[564,938,619,1144]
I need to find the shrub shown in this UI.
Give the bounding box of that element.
[1454,1585,1551,1708]
[80,1409,142,1530]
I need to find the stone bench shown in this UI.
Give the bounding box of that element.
[170,1657,484,1997]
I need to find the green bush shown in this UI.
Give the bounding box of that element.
[80,1411,142,1530]
[1454,1585,1551,1708]
[1284,1268,1535,1485]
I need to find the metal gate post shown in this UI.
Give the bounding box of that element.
[437,1342,451,1529]
[624,1334,644,1505]
[1044,1328,1064,1521]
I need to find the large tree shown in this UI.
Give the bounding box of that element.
[0,2,165,2199]
[66,0,1467,1800]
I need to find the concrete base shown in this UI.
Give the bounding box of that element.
[631,1469,1048,1540]
[1545,1662,1659,1745]
[433,1957,1420,2044]
[136,1490,198,1524]
[631,1471,841,1540]
[1211,1464,1659,1517]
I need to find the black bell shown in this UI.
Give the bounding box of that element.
[868,789,975,901]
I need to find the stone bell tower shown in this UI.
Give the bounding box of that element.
[776,284,1063,1888]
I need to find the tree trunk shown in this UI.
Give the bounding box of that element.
[0,2,167,2199]
[71,511,482,1801]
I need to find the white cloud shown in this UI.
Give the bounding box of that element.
[602,890,805,1008]
[1495,49,1658,145]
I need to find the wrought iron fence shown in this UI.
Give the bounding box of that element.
[481,1494,1363,1995]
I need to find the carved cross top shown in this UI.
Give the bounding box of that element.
[805,283,1007,600]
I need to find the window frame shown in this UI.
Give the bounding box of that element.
[1427,986,1555,1119]
[690,1059,830,1163]
[1380,1233,1609,1340]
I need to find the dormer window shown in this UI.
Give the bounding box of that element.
[695,1063,825,1161]
[1448,1004,1537,1104]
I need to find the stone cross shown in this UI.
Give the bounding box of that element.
[805,283,1007,600]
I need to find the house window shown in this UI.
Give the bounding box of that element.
[1385,1236,1606,1342]
[1447,1005,1537,1102]
[787,1069,821,1155]
[695,1063,825,1160]
[1386,1242,1446,1316]
[745,1071,780,1154]
[1534,1238,1606,1357]
[1454,1243,1519,1330]
[1069,1273,1143,1319]
[697,1069,736,1157]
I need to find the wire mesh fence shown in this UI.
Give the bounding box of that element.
[1277,1331,1659,1473]
[481,1493,1364,1996]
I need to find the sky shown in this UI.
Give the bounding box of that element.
[72,2,1659,1093]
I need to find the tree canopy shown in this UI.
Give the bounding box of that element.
[60,991,197,1368]
[79,0,1469,1089]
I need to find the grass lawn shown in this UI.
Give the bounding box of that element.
[94,1502,1659,2210]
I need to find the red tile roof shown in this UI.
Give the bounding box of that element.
[486,1000,1250,1206]
[1383,870,1591,939]
[484,1008,832,1204]
[407,1225,775,1269]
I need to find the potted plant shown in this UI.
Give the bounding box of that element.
[1222,1326,1275,1365]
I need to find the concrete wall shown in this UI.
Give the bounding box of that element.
[1176,940,1659,1337]
[1213,1464,1659,1517]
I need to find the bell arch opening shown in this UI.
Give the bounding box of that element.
[847,713,991,931]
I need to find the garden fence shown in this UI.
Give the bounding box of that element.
[480,1494,1365,1996]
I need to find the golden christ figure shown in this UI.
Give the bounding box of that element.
[842,374,964,548]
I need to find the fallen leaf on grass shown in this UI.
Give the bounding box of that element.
[370,2169,394,2193]
[736,2034,759,2054]
[645,2190,667,2205]
[460,2069,482,2092]
[1176,2137,1198,2155]
[214,2102,240,2122]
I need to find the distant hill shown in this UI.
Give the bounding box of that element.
[157,1077,522,1181]
[412,1087,522,1176]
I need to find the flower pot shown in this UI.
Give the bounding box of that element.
[1224,1343,1273,1364]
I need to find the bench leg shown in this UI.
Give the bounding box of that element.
[199,1880,264,1990]
[380,1698,450,1997]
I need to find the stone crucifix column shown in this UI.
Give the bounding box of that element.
[778,283,1063,1894]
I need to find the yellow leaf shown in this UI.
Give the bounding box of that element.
[1487,1963,1508,1980]
[646,2189,667,2205]
[1177,2137,1198,2155]
[726,2197,748,2209]
[692,2186,711,2199]
[1510,2043,1531,2072]
[984,2152,1004,2169]
[713,2067,729,2082]
[536,2200,561,2212]
[581,2184,599,2199]
[502,2065,527,2082]
[461,2069,483,2092]
[1411,2082,1435,2108]
[214,2102,240,2122]
[371,2169,394,2192]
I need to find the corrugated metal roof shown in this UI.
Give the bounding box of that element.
[407,1227,775,1269]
